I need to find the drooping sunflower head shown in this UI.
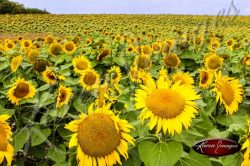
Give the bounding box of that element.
[10,55,22,72]
[33,59,49,73]
[72,56,91,74]
[7,78,36,105]
[0,114,14,166]
[134,54,151,71]
[243,54,250,66]
[212,72,244,115]
[199,68,213,89]
[163,53,181,69]
[135,77,200,135]
[129,66,142,83]
[27,49,40,62]
[194,35,203,46]
[65,104,134,166]
[107,66,122,85]
[97,48,111,60]
[161,40,174,54]
[56,85,73,108]
[63,41,77,55]
[79,69,100,91]
[204,53,223,71]
[44,35,56,44]
[49,42,62,56]
[172,71,194,85]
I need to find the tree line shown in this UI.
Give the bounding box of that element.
[0,0,50,14]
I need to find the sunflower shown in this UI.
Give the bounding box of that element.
[95,84,108,108]
[0,114,14,166]
[204,53,223,71]
[107,66,122,85]
[56,85,73,108]
[27,49,39,62]
[162,40,174,54]
[129,66,142,83]
[142,45,152,55]
[152,42,161,53]
[42,68,65,85]
[49,42,62,56]
[4,42,15,51]
[79,69,100,91]
[134,54,151,70]
[135,77,200,135]
[65,104,135,166]
[208,40,220,52]
[63,41,77,55]
[126,45,135,53]
[226,38,235,50]
[241,121,250,166]
[114,35,123,42]
[97,48,111,60]
[199,68,213,89]
[158,68,170,83]
[7,78,36,105]
[33,59,49,73]
[172,71,194,85]
[194,35,203,46]
[10,55,22,72]
[135,46,142,54]
[163,53,181,69]
[21,40,32,49]
[44,35,56,44]
[243,54,250,65]
[72,56,91,74]
[212,72,243,115]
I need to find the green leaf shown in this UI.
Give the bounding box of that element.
[175,150,212,166]
[0,105,15,116]
[37,84,51,92]
[38,92,54,108]
[31,126,51,147]
[48,144,66,162]
[13,128,30,153]
[122,148,141,166]
[114,56,126,66]
[138,141,183,166]
[221,152,242,166]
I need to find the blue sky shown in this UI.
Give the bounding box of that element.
[12,0,250,15]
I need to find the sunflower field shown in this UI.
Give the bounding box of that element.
[0,14,250,166]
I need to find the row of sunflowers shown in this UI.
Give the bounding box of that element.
[0,14,250,166]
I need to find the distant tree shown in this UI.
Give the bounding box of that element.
[0,0,50,14]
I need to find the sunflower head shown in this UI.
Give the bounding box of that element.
[212,72,243,115]
[7,78,36,105]
[72,56,91,74]
[49,43,62,56]
[42,68,64,85]
[142,45,152,55]
[5,42,15,51]
[152,42,161,53]
[194,35,203,46]
[97,48,110,60]
[79,69,100,91]
[63,41,77,55]
[172,71,194,85]
[129,66,142,83]
[163,53,181,69]
[135,76,200,135]
[204,53,223,71]
[208,40,220,52]
[27,49,39,62]
[162,40,174,54]
[56,85,73,108]
[0,115,14,166]
[10,55,22,72]
[127,45,135,53]
[21,40,32,49]
[44,35,56,44]
[134,54,151,70]
[33,59,49,73]
[243,54,250,65]
[199,68,213,89]
[107,66,122,85]
[65,104,134,166]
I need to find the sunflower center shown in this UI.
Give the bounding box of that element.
[164,55,178,67]
[77,113,121,157]
[47,72,57,80]
[146,89,185,119]
[59,89,66,102]
[7,43,13,49]
[76,60,88,70]
[217,81,234,105]
[65,43,74,51]
[153,44,160,51]
[207,58,221,69]
[84,72,96,85]
[137,56,150,69]
[0,124,8,151]
[24,42,30,48]
[13,82,30,98]
[201,72,208,84]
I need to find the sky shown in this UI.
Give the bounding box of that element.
[11,0,250,15]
